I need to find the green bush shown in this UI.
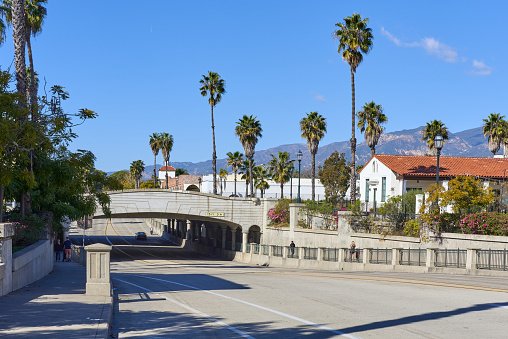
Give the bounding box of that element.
[268,199,290,226]
[459,212,508,236]
[11,214,49,247]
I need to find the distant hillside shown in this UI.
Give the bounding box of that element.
[111,126,495,178]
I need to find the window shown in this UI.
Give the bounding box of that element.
[372,161,377,173]
[365,179,370,201]
[381,177,386,202]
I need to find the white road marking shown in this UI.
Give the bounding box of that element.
[127,274,360,338]
[115,278,255,338]
[488,303,508,309]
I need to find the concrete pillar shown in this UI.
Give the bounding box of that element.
[318,248,324,261]
[242,231,248,253]
[289,203,303,238]
[212,225,218,248]
[0,223,14,295]
[188,221,194,242]
[231,228,237,251]
[221,226,227,250]
[466,248,480,270]
[338,248,345,263]
[363,248,372,264]
[426,248,438,268]
[186,220,191,240]
[85,243,112,296]
[392,248,402,266]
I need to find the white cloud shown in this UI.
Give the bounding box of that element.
[382,27,458,63]
[469,60,492,76]
[313,93,326,103]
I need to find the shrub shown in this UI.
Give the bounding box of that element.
[403,219,420,237]
[268,199,290,226]
[11,214,49,247]
[458,212,508,236]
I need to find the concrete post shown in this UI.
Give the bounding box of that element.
[363,248,372,264]
[392,248,402,266]
[298,247,304,260]
[337,248,345,263]
[289,203,304,238]
[426,248,438,268]
[317,247,324,261]
[221,226,227,250]
[188,220,194,242]
[0,223,14,295]
[85,243,112,296]
[466,248,480,270]
[186,220,191,240]
[242,231,248,253]
[231,228,237,251]
[212,225,218,248]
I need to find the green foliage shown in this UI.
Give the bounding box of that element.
[10,213,49,247]
[108,171,133,189]
[318,151,350,204]
[175,168,188,176]
[459,212,508,236]
[440,175,495,214]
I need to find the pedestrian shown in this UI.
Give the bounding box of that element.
[349,241,356,261]
[63,236,72,262]
[150,226,153,235]
[54,238,63,262]
[289,241,296,258]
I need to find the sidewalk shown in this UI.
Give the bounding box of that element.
[0,261,112,338]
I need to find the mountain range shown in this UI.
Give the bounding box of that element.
[114,126,494,178]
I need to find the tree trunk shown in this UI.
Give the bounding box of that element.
[280,182,284,199]
[0,185,4,222]
[12,0,27,106]
[154,155,157,188]
[311,152,316,201]
[371,147,375,158]
[350,68,357,204]
[245,179,248,198]
[26,37,37,121]
[165,160,169,189]
[211,104,217,195]
[504,142,508,158]
[234,171,237,196]
[249,158,254,197]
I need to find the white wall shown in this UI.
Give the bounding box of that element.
[358,158,398,208]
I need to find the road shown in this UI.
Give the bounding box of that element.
[71,218,508,338]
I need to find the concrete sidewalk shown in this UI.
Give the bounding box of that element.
[0,261,112,338]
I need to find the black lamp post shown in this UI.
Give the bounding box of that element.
[198,177,202,192]
[289,166,294,200]
[260,164,267,198]
[434,133,444,211]
[297,150,303,203]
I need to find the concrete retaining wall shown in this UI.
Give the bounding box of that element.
[12,240,54,291]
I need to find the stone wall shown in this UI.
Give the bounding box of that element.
[11,239,54,292]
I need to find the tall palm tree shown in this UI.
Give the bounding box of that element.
[357,101,388,157]
[226,151,243,197]
[160,132,174,189]
[149,133,161,188]
[4,0,47,118]
[130,160,145,189]
[500,120,508,158]
[300,111,327,201]
[482,113,505,156]
[254,165,270,198]
[268,151,295,199]
[219,168,228,195]
[10,0,27,106]
[421,120,449,155]
[240,159,256,198]
[334,13,373,204]
[235,114,262,197]
[199,71,226,195]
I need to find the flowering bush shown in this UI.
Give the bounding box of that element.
[268,199,290,226]
[11,214,49,247]
[459,212,508,236]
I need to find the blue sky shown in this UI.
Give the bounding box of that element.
[1,1,506,172]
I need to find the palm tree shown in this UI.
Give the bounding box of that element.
[357,101,388,157]
[254,165,270,198]
[226,151,243,197]
[10,0,27,105]
[0,5,7,46]
[268,151,295,199]
[149,133,161,188]
[300,111,327,201]
[160,132,174,189]
[334,13,373,204]
[240,159,256,198]
[199,71,226,195]
[235,115,262,197]
[219,168,228,195]
[130,160,145,189]
[482,113,505,156]
[421,120,449,155]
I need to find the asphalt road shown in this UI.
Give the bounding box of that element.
[71,218,508,338]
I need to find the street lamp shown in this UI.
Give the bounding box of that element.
[198,177,202,192]
[434,133,444,211]
[289,166,294,200]
[260,164,267,198]
[176,176,179,190]
[297,150,303,203]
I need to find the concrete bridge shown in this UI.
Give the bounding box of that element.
[94,189,274,252]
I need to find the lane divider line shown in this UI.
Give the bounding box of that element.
[126,273,360,338]
[115,278,255,339]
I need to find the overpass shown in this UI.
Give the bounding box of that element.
[94,189,274,252]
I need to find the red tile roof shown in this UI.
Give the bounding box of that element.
[159,166,175,171]
[369,155,508,179]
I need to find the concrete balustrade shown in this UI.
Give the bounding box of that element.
[85,243,112,296]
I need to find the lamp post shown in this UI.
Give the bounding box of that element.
[175,176,179,190]
[434,133,444,211]
[260,164,267,198]
[289,166,294,200]
[198,177,202,192]
[297,150,303,203]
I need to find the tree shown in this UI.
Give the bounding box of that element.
[334,13,373,204]
[130,160,144,189]
[108,171,133,189]
[300,111,327,201]
[318,151,350,205]
[235,114,262,197]
[226,151,243,196]
[10,0,27,105]
[240,159,256,198]
[482,113,505,156]
[253,165,269,198]
[440,175,495,215]
[421,120,449,155]
[268,151,294,199]
[160,132,173,189]
[0,4,7,46]
[357,101,387,157]
[175,168,188,176]
[199,71,225,195]
[149,132,161,188]
[219,168,228,195]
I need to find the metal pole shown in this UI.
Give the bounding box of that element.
[436,148,441,212]
[297,159,301,203]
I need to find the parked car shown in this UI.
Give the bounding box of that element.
[135,232,147,240]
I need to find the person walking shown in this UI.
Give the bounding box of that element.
[289,241,296,258]
[63,237,72,262]
[150,226,153,235]
[349,241,356,261]
[54,239,63,262]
